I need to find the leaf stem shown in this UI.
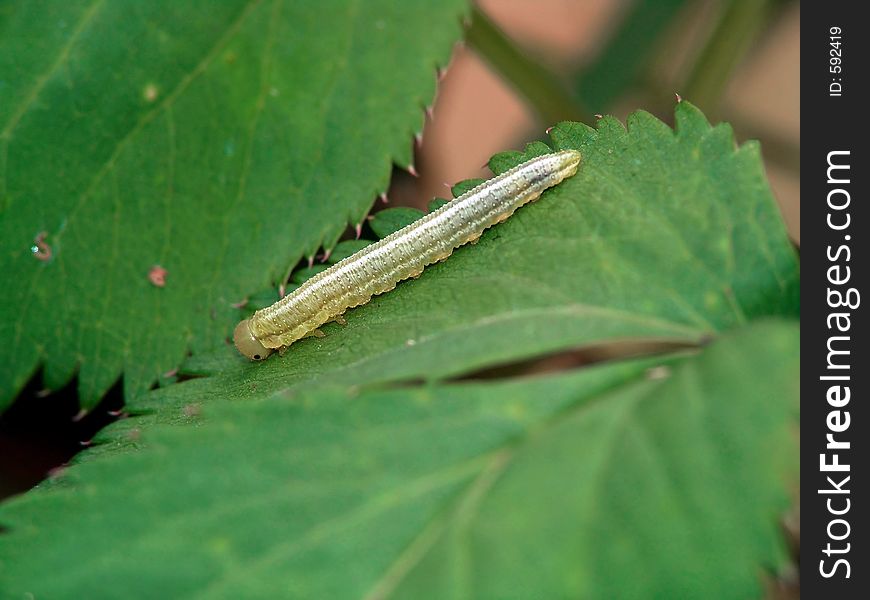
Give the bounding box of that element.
[681,0,776,116]
[465,6,591,125]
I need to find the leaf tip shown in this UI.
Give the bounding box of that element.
[674,100,711,138]
[548,121,596,150]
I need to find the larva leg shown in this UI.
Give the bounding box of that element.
[436,251,453,263]
[494,210,515,225]
[301,328,327,340]
[322,313,347,326]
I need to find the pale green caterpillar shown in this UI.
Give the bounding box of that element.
[234,149,582,360]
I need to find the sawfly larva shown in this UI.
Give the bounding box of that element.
[234,149,582,360]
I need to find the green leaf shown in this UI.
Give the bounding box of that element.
[427,197,450,212]
[290,264,330,286]
[0,0,467,410]
[0,321,799,598]
[487,141,552,175]
[327,239,373,264]
[134,102,797,413]
[244,286,282,312]
[449,178,485,199]
[369,207,427,238]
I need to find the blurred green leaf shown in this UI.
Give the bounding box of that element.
[0,0,466,410]
[0,321,799,598]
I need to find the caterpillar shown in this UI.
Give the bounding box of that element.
[234,149,582,360]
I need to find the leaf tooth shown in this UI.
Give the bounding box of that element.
[524,141,552,157]
[674,100,712,139]
[700,122,738,158]
[488,150,525,174]
[596,114,628,135]
[626,110,671,139]
[549,121,597,149]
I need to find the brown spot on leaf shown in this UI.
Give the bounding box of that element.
[31,232,52,261]
[148,265,168,287]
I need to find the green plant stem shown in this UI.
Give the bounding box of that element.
[577,0,689,109]
[682,0,775,116]
[465,6,591,125]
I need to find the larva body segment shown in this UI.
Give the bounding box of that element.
[234,150,581,360]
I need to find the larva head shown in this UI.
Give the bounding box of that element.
[233,319,272,361]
